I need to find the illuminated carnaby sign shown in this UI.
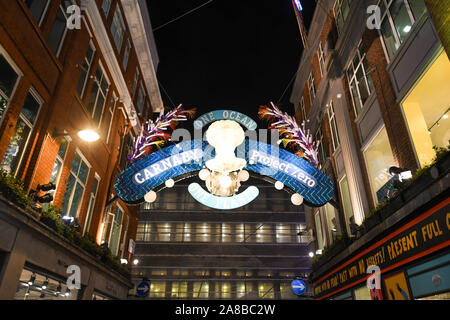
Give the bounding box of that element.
[115,139,334,206]
[188,183,260,210]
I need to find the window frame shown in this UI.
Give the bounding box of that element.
[48,2,69,57]
[318,42,325,77]
[0,48,22,129]
[77,42,96,98]
[110,4,126,52]
[327,100,340,151]
[83,173,100,235]
[87,62,110,127]
[308,72,316,106]
[23,0,51,27]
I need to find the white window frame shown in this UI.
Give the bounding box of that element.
[300,96,307,122]
[89,62,110,127]
[101,0,113,17]
[51,2,70,57]
[83,173,100,235]
[109,204,124,255]
[318,42,325,77]
[77,41,96,98]
[132,68,140,97]
[308,72,316,106]
[62,149,91,218]
[106,94,117,144]
[51,135,72,192]
[3,88,43,177]
[122,38,131,70]
[23,0,51,27]
[0,47,23,129]
[328,100,340,151]
[110,5,126,52]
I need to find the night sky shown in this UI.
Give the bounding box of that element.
[146,0,317,128]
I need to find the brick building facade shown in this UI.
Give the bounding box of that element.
[290,0,449,300]
[0,0,162,299]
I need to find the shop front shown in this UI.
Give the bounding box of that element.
[313,197,450,300]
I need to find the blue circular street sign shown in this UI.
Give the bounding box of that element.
[291,279,306,295]
[136,281,150,297]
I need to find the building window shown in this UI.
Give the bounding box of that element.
[109,205,124,255]
[346,42,375,116]
[328,101,340,151]
[299,97,307,122]
[339,175,354,235]
[318,42,325,76]
[76,43,95,98]
[1,91,41,175]
[50,137,69,184]
[193,282,209,299]
[136,83,146,116]
[0,53,19,121]
[401,50,450,168]
[275,224,292,243]
[378,0,427,60]
[122,38,131,70]
[324,203,337,243]
[256,224,272,243]
[158,223,171,242]
[83,175,99,235]
[315,128,326,168]
[363,127,396,205]
[102,0,113,17]
[60,151,90,218]
[354,285,372,300]
[87,65,109,126]
[105,95,117,144]
[258,283,274,299]
[171,282,188,299]
[149,281,166,298]
[280,282,297,299]
[110,5,126,52]
[47,2,69,55]
[132,68,140,97]
[216,282,231,299]
[308,72,316,106]
[314,211,324,250]
[23,0,50,26]
[333,0,354,34]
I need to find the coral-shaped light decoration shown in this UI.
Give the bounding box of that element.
[259,102,320,168]
[128,105,195,164]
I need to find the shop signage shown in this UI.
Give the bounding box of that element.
[136,281,150,297]
[188,183,259,210]
[313,199,450,299]
[193,110,258,130]
[115,139,333,206]
[291,279,306,295]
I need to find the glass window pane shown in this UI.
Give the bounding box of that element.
[389,0,413,43]
[49,159,62,183]
[61,174,75,215]
[408,0,426,21]
[381,18,398,59]
[356,67,370,105]
[24,0,48,24]
[47,7,66,53]
[0,118,31,173]
[78,161,89,185]
[258,283,274,299]
[339,176,354,235]
[70,153,81,175]
[68,182,84,217]
[350,80,362,115]
[92,94,104,124]
[0,54,19,98]
[57,137,69,159]
[149,282,166,298]
[314,212,324,250]
[21,93,40,125]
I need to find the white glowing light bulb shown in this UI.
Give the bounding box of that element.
[144,191,157,203]
[291,193,304,206]
[219,175,232,188]
[165,179,175,188]
[275,181,284,190]
[199,169,210,181]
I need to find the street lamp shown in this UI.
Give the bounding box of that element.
[53,127,100,142]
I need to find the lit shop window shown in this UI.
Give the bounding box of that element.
[378,0,427,60]
[333,0,354,34]
[193,270,210,277]
[363,127,396,205]
[331,290,353,300]
[0,52,19,121]
[193,282,209,299]
[196,223,211,242]
[83,175,100,235]
[258,283,275,299]
[214,282,231,299]
[339,175,354,235]
[102,0,112,17]
[60,152,90,218]
[149,281,166,298]
[110,5,126,51]
[401,50,450,167]
[314,211,324,250]
[236,282,247,299]
[1,90,41,175]
[23,0,50,26]
[275,224,292,243]
[77,43,95,98]
[158,223,171,242]
[47,2,69,55]
[171,282,188,299]
[346,43,375,116]
[354,285,372,300]
[87,64,109,126]
[256,224,272,243]
[15,268,79,300]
